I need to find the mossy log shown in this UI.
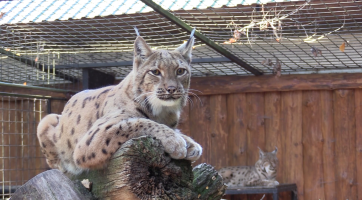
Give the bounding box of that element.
[75,136,226,199]
[13,136,226,200]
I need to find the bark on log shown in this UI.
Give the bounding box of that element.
[13,136,226,200]
[10,169,94,200]
[75,136,226,200]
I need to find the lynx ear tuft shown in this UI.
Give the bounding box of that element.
[258,147,264,158]
[134,36,152,60]
[272,146,278,154]
[175,28,195,63]
[134,26,140,36]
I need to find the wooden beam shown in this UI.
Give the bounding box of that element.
[190,73,362,95]
[0,84,73,100]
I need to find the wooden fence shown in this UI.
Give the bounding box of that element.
[3,73,362,200]
[177,74,362,200]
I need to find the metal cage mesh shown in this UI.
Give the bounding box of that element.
[1,0,361,87]
[0,96,48,199]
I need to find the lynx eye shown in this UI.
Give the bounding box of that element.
[150,69,161,76]
[176,68,186,75]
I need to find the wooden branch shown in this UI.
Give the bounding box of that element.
[11,169,95,200]
[73,136,226,200]
[190,73,362,95]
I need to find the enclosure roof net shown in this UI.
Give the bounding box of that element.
[0,0,361,87]
[0,0,286,24]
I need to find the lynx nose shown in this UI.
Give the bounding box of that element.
[167,86,177,94]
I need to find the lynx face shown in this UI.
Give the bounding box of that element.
[133,37,193,114]
[256,147,278,180]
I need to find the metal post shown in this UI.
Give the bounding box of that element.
[82,68,89,90]
[47,99,52,114]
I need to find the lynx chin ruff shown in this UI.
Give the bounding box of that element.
[37,31,202,175]
[219,147,279,187]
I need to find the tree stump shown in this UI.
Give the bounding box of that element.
[13,136,226,200]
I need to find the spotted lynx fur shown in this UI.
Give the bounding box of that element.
[37,32,202,175]
[219,147,279,187]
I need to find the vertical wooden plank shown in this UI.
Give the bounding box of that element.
[302,91,325,200]
[209,95,228,169]
[320,91,336,199]
[264,92,282,181]
[226,93,247,167]
[281,91,304,200]
[35,100,48,175]
[226,93,247,200]
[246,93,265,166]
[334,89,357,200]
[189,95,211,166]
[9,100,20,186]
[245,93,266,200]
[50,99,66,114]
[356,89,362,200]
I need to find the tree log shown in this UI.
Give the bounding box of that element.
[75,136,226,200]
[13,136,226,200]
[10,169,94,200]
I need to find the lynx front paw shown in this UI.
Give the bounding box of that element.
[177,132,202,161]
[265,180,279,187]
[160,134,187,160]
[185,141,202,161]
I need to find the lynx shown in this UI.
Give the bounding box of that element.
[37,30,202,175]
[219,147,279,187]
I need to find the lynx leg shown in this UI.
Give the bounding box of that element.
[74,117,188,169]
[37,114,62,170]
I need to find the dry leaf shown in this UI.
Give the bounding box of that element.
[81,179,92,191]
[229,38,237,43]
[233,30,241,39]
[0,12,5,19]
[311,46,322,57]
[273,59,281,78]
[261,58,273,66]
[339,42,345,52]
[224,38,237,44]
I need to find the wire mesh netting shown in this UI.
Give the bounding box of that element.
[0,0,360,90]
[169,0,362,74]
[0,96,49,199]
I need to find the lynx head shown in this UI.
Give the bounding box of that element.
[132,31,194,115]
[255,147,278,180]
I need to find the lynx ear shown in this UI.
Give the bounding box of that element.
[272,147,278,154]
[134,36,152,61]
[175,28,195,63]
[258,147,264,158]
